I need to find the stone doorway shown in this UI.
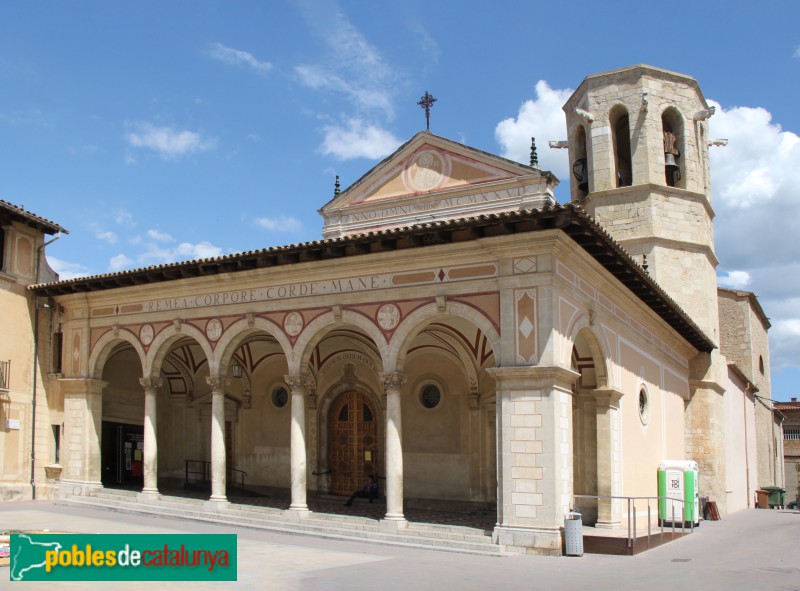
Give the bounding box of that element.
[328,390,379,495]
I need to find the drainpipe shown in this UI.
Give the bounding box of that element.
[31,233,61,500]
[743,384,753,508]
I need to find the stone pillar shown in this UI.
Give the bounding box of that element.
[381,372,407,525]
[488,365,579,556]
[206,376,228,506]
[286,374,309,512]
[139,377,162,498]
[59,378,106,497]
[592,389,623,528]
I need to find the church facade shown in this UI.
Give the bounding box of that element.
[3,65,783,555]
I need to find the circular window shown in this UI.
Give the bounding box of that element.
[420,384,441,409]
[638,388,650,425]
[272,386,289,408]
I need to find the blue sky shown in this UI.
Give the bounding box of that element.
[1,1,798,400]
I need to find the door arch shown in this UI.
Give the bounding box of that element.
[328,391,379,495]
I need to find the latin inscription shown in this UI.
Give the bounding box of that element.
[143,275,391,314]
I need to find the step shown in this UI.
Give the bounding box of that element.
[56,495,508,556]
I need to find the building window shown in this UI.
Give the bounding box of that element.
[611,107,632,187]
[638,387,650,425]
[573,125,589,198]
[0,226,5,272]
[53,332,63,373]
[0,359,9,391]
[662,108,684,188]
[759,356,765,375]
[419,384,441,409]
[272,386,289,409]
[52,424,61,464]
[784,428,800,441]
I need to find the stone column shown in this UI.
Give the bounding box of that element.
[206,376,228,506]
[286,373,309,512]
[381,372,407,525]
[592,389,623,528]
[487,365,579,556]
[59,378,106,497]
[139,377,162,498]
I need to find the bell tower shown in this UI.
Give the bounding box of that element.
[562,65,718,343]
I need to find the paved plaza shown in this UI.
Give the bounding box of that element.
[1,501,799,590]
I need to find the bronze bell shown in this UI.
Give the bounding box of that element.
[572,158,589,194]
[665,152,679,172]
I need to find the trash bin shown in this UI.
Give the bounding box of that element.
[756,489,770,509]
[564,512,583,556]
[763,486,786,509]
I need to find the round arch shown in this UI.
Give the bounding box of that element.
[567,315,612,390]
[290,310,390,375]
[144,322,213,378]
[88,328,146,380]
[389,301,501,372]
[213,316,293,377]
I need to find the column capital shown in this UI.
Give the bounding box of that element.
[139,376,163,391]
[284,373,309,392]
[59,377,108,396]
[590,388,624,409]
[379,371,406,392]
[486,365,579,392]
[205,375,230,392]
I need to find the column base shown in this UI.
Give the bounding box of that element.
[493,524,563,556]
[594,520,622,530]
[137,489,161,504]
[204,497,230,512]
[58,480,103,499]
[284,506,312,522]
[379,516,408,532]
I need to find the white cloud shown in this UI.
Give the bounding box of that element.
[96,230,117,244]
[47,256,92,280]
[495,80,574,185]
[254,216,303,233]
[717,270,751,290]
[115,208,135,226]
[295,1,397,118]
[794,46,800,59]
[137,240,223,265]
[146,229,175,243]
[207,42,272,75]
[321,118,401,160]
[109,254,134,271]
[126,122,216,160]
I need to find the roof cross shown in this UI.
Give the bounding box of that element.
[417,91,437,131]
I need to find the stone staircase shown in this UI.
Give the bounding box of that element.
[56,489,513,556]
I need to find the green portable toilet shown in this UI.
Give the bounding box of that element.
[658,460,700,526]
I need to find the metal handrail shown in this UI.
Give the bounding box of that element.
[573,494,695,549]
[184,459,247,490]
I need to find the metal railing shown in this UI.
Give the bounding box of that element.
[573,494,695,549]
[184,459,247,490]
[0,359,9,391]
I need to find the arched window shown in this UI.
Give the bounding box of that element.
[759,356,765,375]
[610,107,632,187]
[662,108,685,188]
[572,125,589,198]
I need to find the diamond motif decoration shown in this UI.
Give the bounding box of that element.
[437,269,446,282]
[519,316,534,339]
[514,257,537,274]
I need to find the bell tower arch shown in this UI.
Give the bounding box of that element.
[562,65,719,344]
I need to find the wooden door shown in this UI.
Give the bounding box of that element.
[329,391,379,495]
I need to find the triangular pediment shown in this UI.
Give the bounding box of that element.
[321,132,557,238]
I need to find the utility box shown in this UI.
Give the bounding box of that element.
[658,460,700,526]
